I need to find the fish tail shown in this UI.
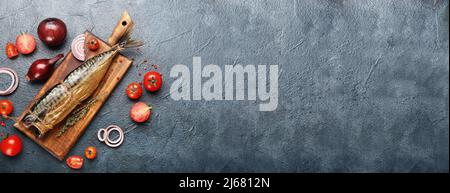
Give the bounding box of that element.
[116,23,144,51]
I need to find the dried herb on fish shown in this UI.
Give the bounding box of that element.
[57,98,97,137]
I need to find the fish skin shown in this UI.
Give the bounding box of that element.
[24,48,119,137]
[34,50,114,114]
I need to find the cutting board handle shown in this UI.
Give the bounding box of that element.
[108,11,133,45]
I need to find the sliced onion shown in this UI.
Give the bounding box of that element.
[71,34,85,61]
[0,68,19,96]
[97,125,124,148]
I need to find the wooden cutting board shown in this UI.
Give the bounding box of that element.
[13,11,135,161]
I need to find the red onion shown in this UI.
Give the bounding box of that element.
[0,68,19,96]
[26,54,64,82]
[71,34,85,61]
[37,18,67,47]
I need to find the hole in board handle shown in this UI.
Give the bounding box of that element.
[122,21,127,26]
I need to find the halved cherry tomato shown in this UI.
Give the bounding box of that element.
[84,146,97,160]
[0,99,13,117]
[130,102,152,123]
[87,38,99,51]
[126,82,143,100]
[5,43,18,59]
[66,155,84,170]
[16,33,36,55]
[1,135,22,157]
[143,71,163,92]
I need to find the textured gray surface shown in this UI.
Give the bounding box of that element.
[0,0,448,172]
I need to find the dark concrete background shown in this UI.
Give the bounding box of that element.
[0,0,448,172]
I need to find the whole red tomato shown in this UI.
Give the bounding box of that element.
[0,99,13,117]
[143,71,162,92]
[87,38,99,51]
[66,155,84,170]
[130,102,152,123]
[1,135,23,157]
[126,82,143,100]
[84,146,97,160]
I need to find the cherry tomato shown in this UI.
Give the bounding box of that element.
[1,135,23,157]
[66,155,84,170]
[126,82,143,100]
[84,146,97,160]
[16,33,36,55]
[87,38,99,51]
[143,71,163,92]
[130,102,152,123]
[0,99,13,117]
[5,42,18,59]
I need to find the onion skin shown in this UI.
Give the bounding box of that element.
[26,54,64,82]
[37,18,67,47]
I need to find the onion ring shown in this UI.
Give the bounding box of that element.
[0,67,19,96]
[97,128,107,142]
[71,34,85,61]
[97,125,124,148]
